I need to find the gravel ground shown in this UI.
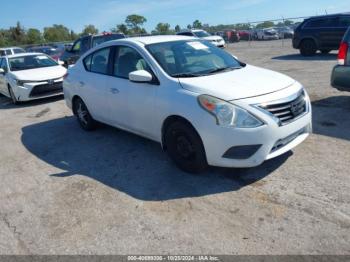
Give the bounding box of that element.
[0,39,349,255]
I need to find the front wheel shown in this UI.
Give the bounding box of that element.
[73,98,97,131]
[165,121,208,174]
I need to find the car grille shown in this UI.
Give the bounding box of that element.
[29,81,63,98]
[271,127,307,153]
[259,90,307,125]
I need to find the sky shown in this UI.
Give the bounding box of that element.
[1,0,349,32]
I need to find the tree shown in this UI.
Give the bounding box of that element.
[284,20,294,26]
[26,28,42,44]
[125,14,147,35]
[175,25,181,32]
[44,24,71,42]
[187,24,192,30]
[8,22,26,45]
[70,30,79,41]
[192,20,202,29]
[81,25,98,36]
[155,23,171,35]
[115,23,129,35]
[256,21,275,29]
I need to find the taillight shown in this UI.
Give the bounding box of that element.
[338,42,348,65]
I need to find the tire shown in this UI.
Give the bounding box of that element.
[73,98,97,131]
[320,49,331,54]
[164,121,208,174]
[300,39,317,56]
[8,86,18,105]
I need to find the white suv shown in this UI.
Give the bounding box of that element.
[0,47,26,57]
[177,29,226,48]
[63,36,312,173]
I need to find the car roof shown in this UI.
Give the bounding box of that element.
[5,52,46,58]
[307,12,350,20]
[0,47,24,50]
[114,35,197,45]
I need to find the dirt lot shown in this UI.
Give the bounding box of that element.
[0,39,349,255]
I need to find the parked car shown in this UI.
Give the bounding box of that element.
[0,47,26,57]
[63,35,312,173]
[224,30,240,43]
[274,27,294,39]
[238,30,252,41]
[293,13,350,56]
[60,32,125,67]
[331,27,350,91]
[27,46,63,62]
[0,53,66,104]
[256,28,279,40]
[177,29,226,48]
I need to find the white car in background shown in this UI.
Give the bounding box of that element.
[256,28,279,40]
[64,36,312,173]
[0,53,67,104]
[177,29,226,48]
[0,47,26,57]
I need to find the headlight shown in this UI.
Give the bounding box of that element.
[198,95,264,128]
[16,80,25,86]
[16,79,37,86]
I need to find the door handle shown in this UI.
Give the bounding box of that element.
[79,81,85,87]
[110,88,119,94]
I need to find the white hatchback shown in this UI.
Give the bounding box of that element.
[64,36,312,173]
[0,53,67,104]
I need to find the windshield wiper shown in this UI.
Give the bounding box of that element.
[207,66,241,75]
[171,73,203,78]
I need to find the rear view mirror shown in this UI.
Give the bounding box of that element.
[129,70,153,83]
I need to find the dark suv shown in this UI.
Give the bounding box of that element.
[293,13,350,56]
[60,33,125,67]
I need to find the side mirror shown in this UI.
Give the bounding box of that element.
[58,60,65,66]
[129,70,153,83]
[0,68,5,74]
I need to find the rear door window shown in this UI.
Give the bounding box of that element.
[339,16,350,28]
[305,17,338,28]
[13,49,25,54]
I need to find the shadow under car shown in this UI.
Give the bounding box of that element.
[21,116,292,201]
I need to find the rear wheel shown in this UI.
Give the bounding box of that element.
[8,86,18,105]
[73,98,97,131]
[165,121,208,174]
[300,39,317,56]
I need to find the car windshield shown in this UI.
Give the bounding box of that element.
[146,40,243,78]
[193,31,211,38]
[8,55,58,71]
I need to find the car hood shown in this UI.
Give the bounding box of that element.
[10,66,66,81]
[202,35,223,41]
[178,65,295,100]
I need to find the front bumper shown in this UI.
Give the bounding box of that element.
[197,84,312,168]
[212,41,226,48]
[13,79,63,101]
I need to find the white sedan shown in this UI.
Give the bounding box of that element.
[64,35,312,173]
[0,53,67,104]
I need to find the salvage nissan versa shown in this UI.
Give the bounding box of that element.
[63,36,312,173]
